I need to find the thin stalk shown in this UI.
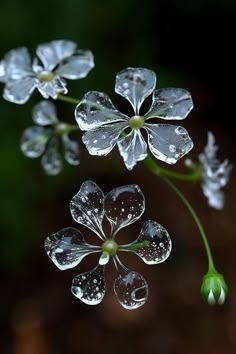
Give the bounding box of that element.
[57,94,80,105]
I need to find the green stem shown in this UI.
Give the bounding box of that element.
[144,157,216,273]
[57,94,80,105]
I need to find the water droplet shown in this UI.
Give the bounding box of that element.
[128,214,132,219]
[123,82,129,88]
[169,144,176,153]
[93,139,98,144]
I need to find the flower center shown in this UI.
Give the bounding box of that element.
[129,115,144,129]
[102,239,118,256]
[38,71,54,82]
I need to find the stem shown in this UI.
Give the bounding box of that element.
[144,157,216,272]
[57,94,80,105]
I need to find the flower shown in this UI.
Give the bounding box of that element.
[198,132,232,209]
[1,40,94,104]
[75,67,194,170]
[44,180,172,309]
[201,272,228,306]
[21,100,80,175]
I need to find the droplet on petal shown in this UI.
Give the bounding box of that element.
[71,265,106,305]
[45,227,99,270]
[113,258,148,309]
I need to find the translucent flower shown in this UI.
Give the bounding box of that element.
[198,132,232,209]
[21,100,80,175]
[45,180,172,309]
[1,40,94,104]
[75,67,194,170]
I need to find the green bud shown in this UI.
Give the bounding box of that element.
[201,272,228,306]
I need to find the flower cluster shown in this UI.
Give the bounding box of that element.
[0,40,94,103]
[45,181,171,309]
[21,100,80,175]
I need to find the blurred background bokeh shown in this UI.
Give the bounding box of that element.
[0,0,235,353]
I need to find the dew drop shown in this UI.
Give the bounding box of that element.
[169,144,176,153]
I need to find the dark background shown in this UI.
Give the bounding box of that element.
[0,1,235,353]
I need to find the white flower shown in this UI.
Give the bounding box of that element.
[75,67,194,170]
[1,40,94,104]
[199,132,232,209]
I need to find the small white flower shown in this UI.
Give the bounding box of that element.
[1,40,94,104]
[199,132,232,209]
[75,67,194,170]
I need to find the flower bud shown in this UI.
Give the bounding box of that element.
[201,272,228,306]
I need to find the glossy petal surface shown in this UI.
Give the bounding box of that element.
[75,91,128,130]
[117,129,147,170]
[45,227,98,270]
[71,265,106,305]
[4,47,33,79]
[0,60,6,82]
[56,50,94,79]
[145,88,193,120]
[36,40,76,71]
[62,134,80,165]
[37,77,67,99]
[145,123,193,164]
[104,184,145,236]
[82,122,127,156]
[21,126,51,157]
[70,181,105,239]
[3,77,37,104]
[113,258,148,309]
[115,67,156,114]
[41,137,63,175]
[32,100,58,126]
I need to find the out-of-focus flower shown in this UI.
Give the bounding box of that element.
[201,271,228,306]
[45,180,172,309]
[198,132,232,209]
[75,67,193,170]
[21,100,80,175]
[1,40,94,104]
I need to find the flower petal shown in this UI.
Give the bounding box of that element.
[82,122,127,156]
[3,77,37,104]
[36,40,77,71]
[37,77,68,99]
[0,60,6,82]
[4,47,33,79]
[45,227,99,270]
[117,129,147,170]
[113,257,148,309]
[115,67,156,114]
[121,220,172,264]
[56,50,94,79]
[145,88,193,120]
[21,126,51,157]
[70,181,105,239]
[32,100,58,126]
[62,134,80,165]
[145,123,193,164]
[201,185,225,210]
[75,91,129,130]
[41,137,63,175]
[71,265,106,305]
[104,184,145,237]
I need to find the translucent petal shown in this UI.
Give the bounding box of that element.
[117,129,147,170]
[37,77,67,99]
[82,122,127,156]
[145,123,193,164]
[0,60,6,82]
[4,47,33,79]
[145,88,193,120]
[3,77,37,104]
[75,91,128,130]
[56,50,94,79]
[45,227,99,270]
[104,184,145,237]
[36,40,77,71]
[71,265,106,305]
[70,181,105,239]
[21,126,51,158]
[113,257,148,309]
[41,137,63,175]
[115,67,156,115]
[122,220,172,264]
[62,134,80,165]
[32,100,58,126]
[201,184,225,210]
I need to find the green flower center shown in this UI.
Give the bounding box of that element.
[102,239,118,256]
[38,71,54,82]
[129,115,144,129]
